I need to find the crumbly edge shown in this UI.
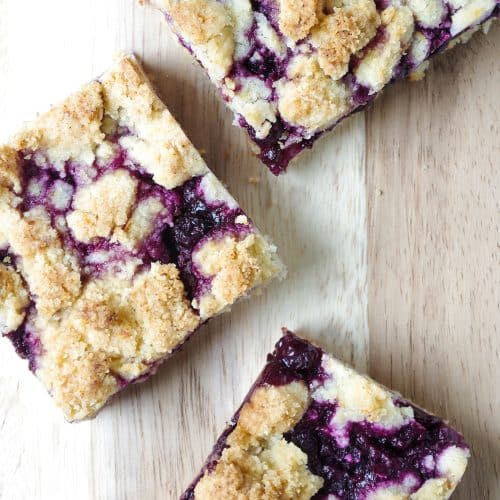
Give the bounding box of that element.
[10,53,208,190]
[192,231,285,319]
[193,382,324,499]
[144,0,497,162]
[36,263,200,421]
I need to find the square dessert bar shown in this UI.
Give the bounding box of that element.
[182,331,469,499]
[0,54,283,421]
[145,0,498,174]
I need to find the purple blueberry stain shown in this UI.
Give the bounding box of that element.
[6,311,42,372]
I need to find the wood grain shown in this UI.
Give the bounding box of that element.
[0,0,497,498]
[367,27,500,500]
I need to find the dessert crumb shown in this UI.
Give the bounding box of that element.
[248,176,260,185]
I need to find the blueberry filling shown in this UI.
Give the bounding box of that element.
[16,144,249,298]
[285,400,467,498]
[6,313,41,372]
[259,330,325,386]
[164,176,247,300]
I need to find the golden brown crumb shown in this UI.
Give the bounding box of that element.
[37,264,199,420]
[311,0,380,80]
[193,233,283,318]
[129,263,200,353]
[194,382,323,499]
[1,206,81,319]
[278,0,319,41]
[101,54,209,189]
[162,0,235,81]
[0,264,29,333]
[12,82,105,166]
[277,56,350,132]
[0,146,22,192]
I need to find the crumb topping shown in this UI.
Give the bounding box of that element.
[0,146,22,193]
[37,263,198,420]
[162,0,236,81]
[112,197,167,249]
[129,263,200,354]
[0,264,29,334]
[67,169,138,243]
[314,355,414,428]
[12,82,105,167]
[101,55,209,189]
[407,0,445,27]
[278,56,350,132]
[450,0,496,35]
[1,206,81,319]
[409,478,455,499]
[355,5,415,92]
[311,0,380,80]
[227,77,277,139]
[278,0,319,41]
[194,382,324,499]
[192,233,283,318]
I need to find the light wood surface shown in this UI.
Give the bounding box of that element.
[0,1,497,499]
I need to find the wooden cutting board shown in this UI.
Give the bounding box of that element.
[0,1,497,498]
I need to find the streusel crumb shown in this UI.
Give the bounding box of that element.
[101,55,208,189]
[67,169,138,243]
[0,146,22,192]
[159,0,235,81]
[0,264,29,333]
[194,382,323,500]
[311,0,380,80]
[193,233,282,318]
[129,263,200,354]
[278,0,319,41]
[2,206,81,318]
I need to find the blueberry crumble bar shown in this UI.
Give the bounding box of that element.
[182,331,469,499]
[0,54,283,421]
[143,0,498,174]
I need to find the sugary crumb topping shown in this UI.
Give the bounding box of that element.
[67,169,138,243]
[112,197,167,250]
[194,382,324,499]
[192,233,283,318]
[0,264,29,333]
[101,55,209,189]
[278,0,319,41]
[409,478,455,499]
[161,0,236,81]
[355,5,415,92]
[1,206,81,319]
[314,354,414,429]
[277,56,350,133]
[128,263,200,355]
[37,263,197,420]
[407,0,446,27]
[0,146,22,192]
[311,0,380,80]
[12,83,105,167]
